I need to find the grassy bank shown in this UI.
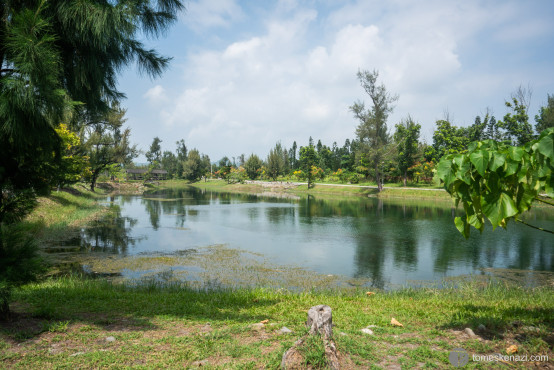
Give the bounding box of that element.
[180,179,452,201]
[1,278,552,368]
[21,185,111,243]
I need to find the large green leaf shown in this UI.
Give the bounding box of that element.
[508,146,525,161]
[481,192,519,229]
[504,159,520,176]
[437,158,456,188]
[537,133,554,161]
[489,153,506,172]
[454,216,470,238]
[469,150,489,176]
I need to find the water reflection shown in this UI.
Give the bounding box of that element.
[46,204,142,255]
[52,186,554,287]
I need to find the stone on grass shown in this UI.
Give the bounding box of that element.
[361,328,374,335]
[279,326,292,334]
[250,323,265,331]
[464,328,477,338]
[105,336,116,342]
[477,324,486,332]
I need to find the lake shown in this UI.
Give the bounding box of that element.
[50,186,554,289]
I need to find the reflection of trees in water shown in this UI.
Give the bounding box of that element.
[80,206,140,254]
[301,195,553,286]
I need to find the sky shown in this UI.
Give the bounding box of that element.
[117,0,554,163]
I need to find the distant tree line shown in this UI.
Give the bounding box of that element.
[185,75,552,191]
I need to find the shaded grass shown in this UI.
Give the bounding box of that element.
[20,185,110,243]
[1,278,552,368]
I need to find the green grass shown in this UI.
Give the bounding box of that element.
[175,178,452,200]
[20,185,111,243]
[0,277,552,368]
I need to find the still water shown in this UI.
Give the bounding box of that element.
[57,186,554,288]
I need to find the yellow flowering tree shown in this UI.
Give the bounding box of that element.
[51,124,91,187]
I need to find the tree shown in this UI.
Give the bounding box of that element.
[245,154,262,180]
[267,142,285,181]
[161,151,179,178]
[82,105,138,191]
[289,141,298,170]
[0,0,182,317]
[350,69,398,191]
[182,149,203,182]
[300,145,317,188]
[146,137,163,167]
[430,120,469,162]
[535,94,554,134]
[436,128,553,238]
[394,117,421,186]
[498,87,534,146]
[49,124,91,188]
[485,115,502,141]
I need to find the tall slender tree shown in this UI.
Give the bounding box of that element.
[350,69,398,191]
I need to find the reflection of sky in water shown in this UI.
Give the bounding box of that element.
[83,188,554,287]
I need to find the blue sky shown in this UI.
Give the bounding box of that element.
[118,0,554,162]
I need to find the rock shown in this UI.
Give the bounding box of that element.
[361,328,374,335]
[366,325,378,328]
[477,324,486,332]
[250,323,265,331]
[279,326,292,334]
[192,360,208,367]
[105,336,116,342]
[522,326,539,333]
[464,328,477,338]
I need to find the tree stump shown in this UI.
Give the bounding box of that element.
[281,305,340,369]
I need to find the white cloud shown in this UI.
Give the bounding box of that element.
[183,0,244,31]
[143,85,167,104]
[137,0,554,160]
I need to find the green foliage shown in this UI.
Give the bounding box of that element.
[161,151,179,178]
[394,117,421,185]
[244,154,262,180]
[431,120,469,162]
[228,166,247,184]
[437,128,554,237]
[49,124,91,187]
[351,69,397,191]
[82,105,138,191]
[0,225,45,318]
[182,149,203,182]
[498,95,534,146]
[266,143,285,180]
[299,145,317,188]
[535,94,554,133]
[146,137,163,166]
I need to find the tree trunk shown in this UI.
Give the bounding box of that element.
[375,165,383,192]
[90,169,100,192]
[403,170,407,187]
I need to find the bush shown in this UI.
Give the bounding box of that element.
[0,225,46,319]
[347,173,360,184]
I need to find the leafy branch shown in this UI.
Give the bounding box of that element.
[437,128,553,238]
